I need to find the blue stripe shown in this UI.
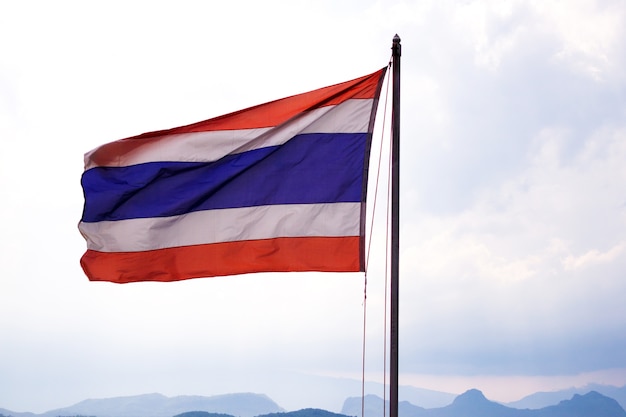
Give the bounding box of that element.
[81,133,368,222]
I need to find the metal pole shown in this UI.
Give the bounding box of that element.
[390,34,401,417]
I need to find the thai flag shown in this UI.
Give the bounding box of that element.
[79,68,387,283]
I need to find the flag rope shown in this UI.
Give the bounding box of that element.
[362,60,393,417]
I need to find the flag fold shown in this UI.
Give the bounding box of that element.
[79,68,387,283]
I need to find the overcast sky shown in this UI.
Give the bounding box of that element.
[1,0,626,414]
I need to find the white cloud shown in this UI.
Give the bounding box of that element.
[562,242,625,270]
[398,115,626,373]
[533,0,625,81]
[451,0,533,71]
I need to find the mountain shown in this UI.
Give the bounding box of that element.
[0,393,283,417]
[3,389,625,417]
[341,394,427,417]
[429,389,520,417]
[173,412,236,417]
[258,408,351,417]
[506,384,626,410]
[0,409,37,417]
[532,391,626,417]
[346,389,520,417]
[342,389,626,417]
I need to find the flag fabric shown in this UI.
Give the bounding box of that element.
[79,68,387,283]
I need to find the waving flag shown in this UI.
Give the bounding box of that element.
[79,68,387,283]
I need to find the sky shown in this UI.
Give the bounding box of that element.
[1,0,626,413]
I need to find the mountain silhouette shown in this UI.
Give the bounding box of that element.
[0,392,282,417]
[173,412,236,417]
[258,408,351,417]
[2,389,626,417]
[342,389,626,417]
[507,384,626,410]
[532,391,626,417]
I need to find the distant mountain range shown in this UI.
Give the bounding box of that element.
[1,387,625,417]
[0,393,282,417]
[505,383,626,410]
[341,389,626,417]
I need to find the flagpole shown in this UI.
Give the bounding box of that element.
[390,34,401,417]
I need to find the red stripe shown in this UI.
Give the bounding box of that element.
[87,68,386,169]
[141,69,385,133]
[81,236,362,283]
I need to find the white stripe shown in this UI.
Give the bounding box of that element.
[300,97,375,134]
[79,202,361,252]
[84,99,374,169]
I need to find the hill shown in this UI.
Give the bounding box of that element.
[3,388,625,417]
[258,408,351,417]
[342,389,626,417]
[0,393,282,417]
[532,391,626,417]
[173,412,236,417]
[506,384,626,410]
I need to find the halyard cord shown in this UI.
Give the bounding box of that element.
[362,59,393,417]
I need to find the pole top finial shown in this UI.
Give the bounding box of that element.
[392,34,401,57]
